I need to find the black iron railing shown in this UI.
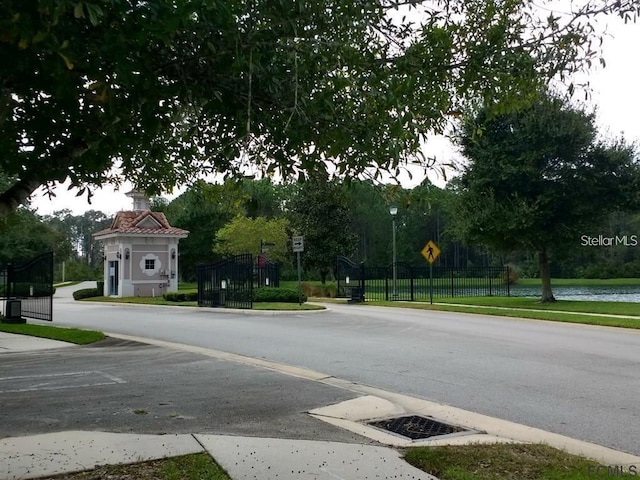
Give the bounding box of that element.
[336,256,510,302]
[1,252,54,321]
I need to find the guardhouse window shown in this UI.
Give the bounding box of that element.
[145,259,155,271]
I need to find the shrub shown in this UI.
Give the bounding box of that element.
[503,264,520,285]
[253,287,306,303]
[163,291,198,302]
[301,282,337,298]
[73,288,101,300]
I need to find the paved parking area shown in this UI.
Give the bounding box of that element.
[0,337,363,442]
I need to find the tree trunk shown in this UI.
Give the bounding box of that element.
[320,269,328,284]
[0,178,42,217]
[538,249,556,303]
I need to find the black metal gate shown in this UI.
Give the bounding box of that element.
[2,252,54,321]
[197,254,253,309]
[337,256,510,302]
[255,257,280,288]
[336,255,365,301]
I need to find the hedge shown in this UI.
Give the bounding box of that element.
[253,287,306,303]
[73,288,101,300]
[163,291,198,302]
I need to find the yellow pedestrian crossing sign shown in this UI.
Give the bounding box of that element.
[421,240,440,264]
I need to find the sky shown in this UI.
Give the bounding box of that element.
[31,13,640,217]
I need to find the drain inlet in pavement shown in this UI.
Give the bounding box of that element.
[368,415,470,440]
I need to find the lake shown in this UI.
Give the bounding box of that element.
[509,284,640,303]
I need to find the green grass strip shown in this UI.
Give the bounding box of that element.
[0,323,104,344]
[73,453,231,480]
[404,443,636,480]
[436,296,640,316]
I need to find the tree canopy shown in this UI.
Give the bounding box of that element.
[287,173,358,283]
[453,91,640,301]
[213,216,290,263]
[2,0,637,214]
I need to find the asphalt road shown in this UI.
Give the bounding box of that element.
[37,288,640,456]
[0,337,363,441]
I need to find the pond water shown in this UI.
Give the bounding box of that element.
[509,284,640,303]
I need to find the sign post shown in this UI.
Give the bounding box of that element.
[292,236,304,305]
[421,240,441,304]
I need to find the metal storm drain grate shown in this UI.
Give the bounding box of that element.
[368,415,467,440]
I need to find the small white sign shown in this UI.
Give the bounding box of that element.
[292,235,304,252]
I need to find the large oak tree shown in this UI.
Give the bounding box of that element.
[453,92,640,302]
[1,0,637,215]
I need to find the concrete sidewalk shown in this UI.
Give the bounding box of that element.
[0,430,437,480]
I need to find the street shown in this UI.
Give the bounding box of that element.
[22,288,640,456]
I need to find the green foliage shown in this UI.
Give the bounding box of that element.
[162,181,240,281]
[72,287,101,300]
[9,283,55,297]
[288,173,358,283]
[214,216,290,263]
[253,287,306,303]
[163,291,198,302]
[0,208,71,265]
[59,258,102,282]
[2,0,636,214]
[42,209,110,267]
[453,91,640,300]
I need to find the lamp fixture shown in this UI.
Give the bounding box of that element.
[116,251,121,259]
[171,250,176,260]
[389,205,398,216]
[125,249,130,260]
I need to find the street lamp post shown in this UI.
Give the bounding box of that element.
[389,205,398,300]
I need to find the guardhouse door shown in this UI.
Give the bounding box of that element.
[108,261,119,296]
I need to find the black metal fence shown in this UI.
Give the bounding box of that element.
[197,254,254,309]
[336,256,511,302]
[1,252,54,321]
[256,258,280,288]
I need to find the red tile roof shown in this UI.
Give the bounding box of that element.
[93,210,189,238]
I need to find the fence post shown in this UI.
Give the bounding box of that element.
[489,268,492,296]
[6,263,13,298]
[410,266,414,302]
[359,262,365,300]
[450,268,454,297]
[385,273,389,301]
[507,265,511,297]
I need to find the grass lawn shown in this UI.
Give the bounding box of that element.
[437,296,640,316]
[46,453,230,479]
[312,295,640,328]
[0,322,105,344]
[404,443,637,480]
